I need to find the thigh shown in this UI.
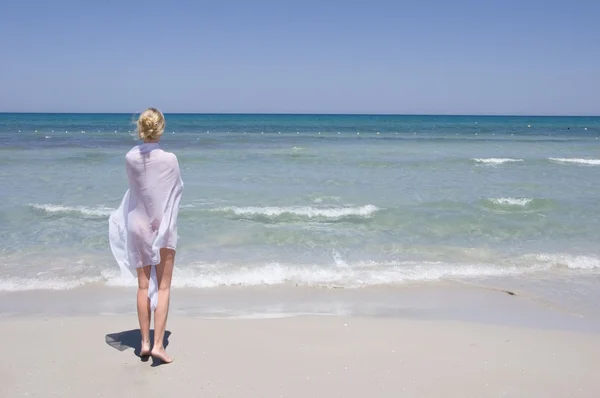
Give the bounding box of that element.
[156,248,175,290]
[136,265,152,289]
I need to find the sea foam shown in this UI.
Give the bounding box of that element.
[489,197,533,206]
[536,254,600,270]
[548,158,600,166]
[104,260,532,289]
[30,203,114,217]
[0,276,104,292]
[472,158,524,165]
[3,253,599,292]
[214,205,380,219]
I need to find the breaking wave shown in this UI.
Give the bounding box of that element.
[30,203,114,218]
[2,252,599,292]
[549,158,600,166]
[213,205,380,220]
[489,197,533,206]
[472,158,524,165]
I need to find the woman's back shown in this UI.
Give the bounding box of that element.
[124,143,182,267]
[126,144,179,218]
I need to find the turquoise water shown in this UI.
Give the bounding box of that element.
[1,113,600,293]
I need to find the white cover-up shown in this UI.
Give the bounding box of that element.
[109,143,183,310]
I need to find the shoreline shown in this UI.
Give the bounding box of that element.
[2,280,599,334]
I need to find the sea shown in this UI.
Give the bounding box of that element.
[1,113,600,321]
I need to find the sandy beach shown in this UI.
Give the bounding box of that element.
[3,0,600,395]
[1,313,599,398]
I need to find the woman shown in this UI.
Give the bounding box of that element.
[109,108,183,364]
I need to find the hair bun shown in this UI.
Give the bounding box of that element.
[137,108,165,141]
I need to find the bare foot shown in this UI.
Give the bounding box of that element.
[140,341,151,357]
[151,347,173,364]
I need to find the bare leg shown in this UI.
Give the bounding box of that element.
[151,248,175,363]
[136,265,152,357]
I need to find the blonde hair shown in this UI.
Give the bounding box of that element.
[137,107,165,141]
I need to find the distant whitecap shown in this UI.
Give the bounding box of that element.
[489,197,533,206]
[473,158,523,165]
[549,158,600,166]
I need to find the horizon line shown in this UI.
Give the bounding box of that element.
[1,111,599,117]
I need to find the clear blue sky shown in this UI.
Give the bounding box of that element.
[1,0,598,115]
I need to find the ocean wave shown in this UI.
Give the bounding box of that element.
[106,260,533,289]
[548,158,600,166]
[3,253,599,292]
[535,254,600,270]
[0,276,103,292]
[489,197,533,206]
[29,203,114,218]
[214,205,380,220]
[472,158,524,165]
[480,197,550,212]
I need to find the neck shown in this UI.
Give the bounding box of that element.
[142,140,159,144]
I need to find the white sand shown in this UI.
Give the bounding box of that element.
[1,315,599,397]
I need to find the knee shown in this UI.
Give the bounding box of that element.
[136,265,151,290]
[158,285,171,294]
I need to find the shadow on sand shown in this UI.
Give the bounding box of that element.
[105,329,171,366]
